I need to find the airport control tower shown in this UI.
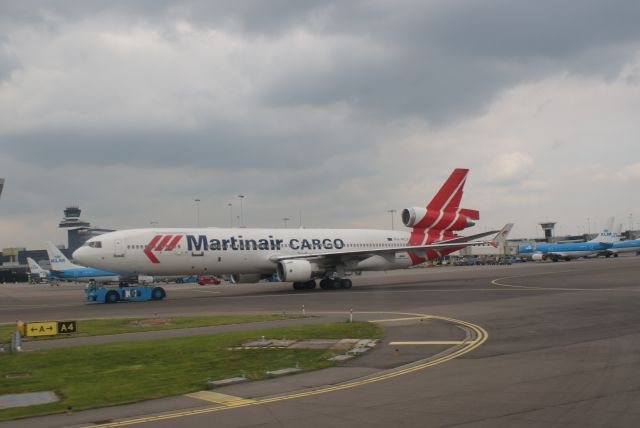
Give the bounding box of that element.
[539,222,556,242]
[59,205,113,253]
[59,205,90,229]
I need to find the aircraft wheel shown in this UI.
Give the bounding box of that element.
[305,280,317,290]
[105,290,119,304]
[319,278,331,290]
[614,253,619,258]
[292,282,304,290]
[340,279,352,289]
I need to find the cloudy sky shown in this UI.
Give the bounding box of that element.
[1,0,640,249]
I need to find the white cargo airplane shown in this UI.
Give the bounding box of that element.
[74,169,500,290]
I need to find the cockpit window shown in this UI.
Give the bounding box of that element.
[88,241,102,248]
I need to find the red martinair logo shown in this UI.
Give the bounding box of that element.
[144,235,183,263]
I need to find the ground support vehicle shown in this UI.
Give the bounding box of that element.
[175,276,197,284]
[85,282,166,304]
[197,276,221,285]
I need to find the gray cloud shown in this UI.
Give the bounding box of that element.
[256,0,640,122]
[0,117,374,172]
[3,0,640,123]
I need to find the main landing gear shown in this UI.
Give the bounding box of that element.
[292,278,352,291]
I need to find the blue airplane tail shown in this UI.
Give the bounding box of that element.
[46,241,81,271]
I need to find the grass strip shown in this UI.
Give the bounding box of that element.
[0,321,382,421]
[0,314,300,343]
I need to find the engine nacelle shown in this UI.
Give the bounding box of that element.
[401,207,477,230]
[530,253,544,261]
[402,207,428,228]
[277,260,316,282]
[229,273,262,284]
[137,275,154,284]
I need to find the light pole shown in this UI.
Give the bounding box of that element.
[228,203,233,227]
[282,217,290,228]
[195,198,201,227]
[238,195,245,227]
[387,209,397,230]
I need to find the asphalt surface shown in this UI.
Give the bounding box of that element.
[1,255,640,427]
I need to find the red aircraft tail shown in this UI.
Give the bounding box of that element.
[403,168,480,263]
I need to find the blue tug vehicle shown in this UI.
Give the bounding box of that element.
[85,281,166,304]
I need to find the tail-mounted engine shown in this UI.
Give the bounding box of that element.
[401,207,479,231]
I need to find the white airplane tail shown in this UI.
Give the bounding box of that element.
[494,223,514,244]
[46,241,80,271]
[588,217,620,244]
[27,257,49,277]
[486,223,514,248]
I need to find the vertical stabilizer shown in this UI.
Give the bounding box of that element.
[494,223,515,244]
[426,168,468,212]
[589,217,620,244]
[46,241,80,271]
[27,258,49,278]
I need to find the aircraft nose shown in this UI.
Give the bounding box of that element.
[72,246,88,263]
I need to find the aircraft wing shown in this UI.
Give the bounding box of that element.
[269,230,499,263]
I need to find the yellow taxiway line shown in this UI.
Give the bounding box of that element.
[185,391,255,406]
[88,311,488,427]
[370,316,431,323]
[389,341,476,345]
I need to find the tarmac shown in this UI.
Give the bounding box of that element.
[1,255,640,427]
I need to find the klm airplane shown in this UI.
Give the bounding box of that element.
[519,218,620,262]
[601,238,640,257]
[27,258,52,281]
[46,242,121,282]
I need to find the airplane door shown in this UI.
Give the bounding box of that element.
[114,239,125,257]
